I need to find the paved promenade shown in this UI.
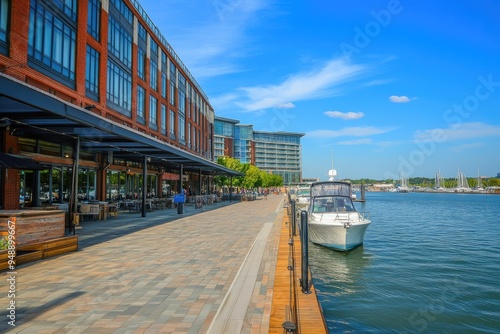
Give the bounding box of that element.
[1,194,285,333]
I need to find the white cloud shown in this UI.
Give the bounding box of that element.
[141,0,269,78]
[306,126,394,138]
[276,102,296,109]
[216,58,367,111]
[449,142,484,152]
[337,138,373,145]
[389,95,414,103]
[414,122,500,141]
[324,111,364,120]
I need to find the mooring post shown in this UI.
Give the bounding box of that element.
[291,200,296,236]
[300,210,311,294]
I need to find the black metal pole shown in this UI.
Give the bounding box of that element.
[300,210,311,294]
[291,200,296,236]
[141,155,147,217]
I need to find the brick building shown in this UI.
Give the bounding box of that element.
[0,0,240,216]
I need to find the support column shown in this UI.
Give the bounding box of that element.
[229,176,233,202]
[71,136,80,230]
[141,155,147,217]
[198,169,202,195]
[178,164,184,193]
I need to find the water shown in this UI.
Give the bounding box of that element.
[308,192,500,333]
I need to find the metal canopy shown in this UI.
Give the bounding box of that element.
[0,74,242,176]
[0,152,47,170]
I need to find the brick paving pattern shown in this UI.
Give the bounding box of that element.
[0,194,285,334]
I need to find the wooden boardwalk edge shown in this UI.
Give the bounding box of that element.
[269,209,328,334]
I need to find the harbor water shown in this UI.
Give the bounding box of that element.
[308,192,500,333]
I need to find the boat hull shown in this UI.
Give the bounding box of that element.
[308,219,370,251]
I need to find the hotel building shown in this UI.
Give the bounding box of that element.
[214,116,304,185]
[0,0,240,216]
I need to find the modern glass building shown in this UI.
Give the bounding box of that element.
[0,0,240,213]
[213,116,238,160]
[253,131,304,185]
[214,117,304,185]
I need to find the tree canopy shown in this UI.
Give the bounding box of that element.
[214,156,283,189]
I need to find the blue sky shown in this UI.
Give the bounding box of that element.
[139,0,500,180]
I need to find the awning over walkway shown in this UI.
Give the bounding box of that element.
[0,152,47,170]
[0,74,242,177]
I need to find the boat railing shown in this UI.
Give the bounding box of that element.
[312,211,370,222]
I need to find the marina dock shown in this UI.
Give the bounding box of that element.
[0,194,327,333]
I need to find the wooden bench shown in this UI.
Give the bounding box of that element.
[75,203,99,224]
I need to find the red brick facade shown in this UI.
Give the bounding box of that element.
[0,0,213,157]
[0,0,216,209]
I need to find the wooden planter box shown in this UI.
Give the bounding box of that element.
[0,235,78,271]
[0,210,78,271]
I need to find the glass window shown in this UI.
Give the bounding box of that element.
[28,0,76,84]
[109,0,132,24]
[161,104,166,135]
[169,62,176,105]
[178,111,185,144]
[0,0,9,53]
[106,59,132,114]
[149,95,157,126]
[179,91,185,114]
[169,109,175,139]
[138,22,147,42]
[161,72,167,98]
[107,15,132,68]
[85,44,99,100]
[87,0,101,41]
[137,48,145,80]
[137,85,145,121]
[150,59,158,90]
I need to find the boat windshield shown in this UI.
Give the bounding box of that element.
[311,196,355,213]
[311,182,352,197]
[297,189,309,196]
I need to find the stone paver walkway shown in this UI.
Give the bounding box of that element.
[0,194,285,333]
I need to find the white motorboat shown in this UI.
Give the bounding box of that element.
[295,184,311,210]
[307,181,371,251]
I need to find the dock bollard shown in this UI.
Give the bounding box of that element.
[300,210,311,294]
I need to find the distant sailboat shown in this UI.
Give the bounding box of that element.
[455,167,471,193]
[474,168,485,192]
[397,171,409,193]
[434,169,446,191]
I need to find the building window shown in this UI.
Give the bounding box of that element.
[106,59,132,115]
[150,39,158,91]
[169,62,176,105]
[169,81,175,105]
[28,0,77,86]
[107,15,132,68]
[192,127,196,151]
[178,111,185,144]
[161,72,167,98]
[87,0,101,41]
[109,0,133,24]
[149,95,157,127]
[179,91,185,114]
[137,85,145,122]
[169,110,175,139]
[161,51,167,98]
[85,45,100,100]
[0,0,9,54]
[161,104,167,135]
[137,48,145,80]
